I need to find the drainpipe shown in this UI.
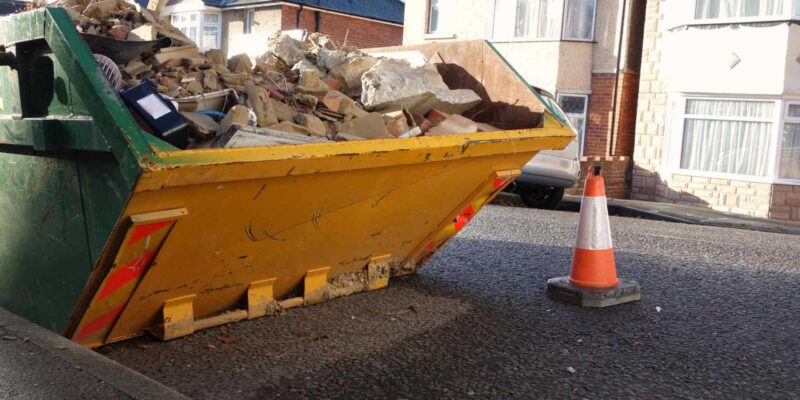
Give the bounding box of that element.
[608,0,627,157]
[295,5,304,28]
[314,10,320,32]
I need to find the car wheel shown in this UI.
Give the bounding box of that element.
[520,187,565,209]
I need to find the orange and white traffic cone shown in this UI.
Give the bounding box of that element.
[547,166,641,307]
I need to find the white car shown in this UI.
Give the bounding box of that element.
[505,88,581,209]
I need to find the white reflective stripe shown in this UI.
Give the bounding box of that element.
[575,196,613,250]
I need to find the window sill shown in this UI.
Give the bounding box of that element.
[424,32,456,40]
[667,168,799,186]
[490,38,595,44]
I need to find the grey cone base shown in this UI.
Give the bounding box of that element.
[546,276,641,308]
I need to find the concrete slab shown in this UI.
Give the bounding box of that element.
[0,308,187,399]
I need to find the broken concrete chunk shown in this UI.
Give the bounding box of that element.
[426,114,479,136]
[292,59,330,95]
[245,81,279,127]
[361,59,482,115]
[228,53,254,74]
[336,113,393,140]
[124,59,150,77]
[184,80,204,95]
[205,49,225,66]
[268,98,298,122]
[316,48,348,72]
[128,23,157,41]
[267,31,306,66]
[181,111,220,139]
[294,113,328,137]
[268,120,317,137]
[329,56,377,94]
[202,70,220,91]
[218,105,252,134]
[154,45,200,65]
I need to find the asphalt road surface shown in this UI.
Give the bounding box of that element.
[101,202,800,399]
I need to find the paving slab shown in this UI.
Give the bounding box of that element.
[0,307,188,399]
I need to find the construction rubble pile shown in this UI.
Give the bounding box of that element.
[41,0,497,149]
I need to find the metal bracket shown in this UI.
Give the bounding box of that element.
[304,267,330,305]
[162,294,196,340]
[247,278,278,319]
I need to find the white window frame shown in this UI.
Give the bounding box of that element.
[664,95,800,185]
[776,101,800,182]
[201,12,222,51]
[244,9,255,34]
[692,0,800,24]
[489,0,596,43]
[556,92,589,155]
[169,11,221,51]
[561,0,597,42]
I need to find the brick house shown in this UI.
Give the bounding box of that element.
[402,0,647,198]
[160,0,404,57]
[633,0,800,221]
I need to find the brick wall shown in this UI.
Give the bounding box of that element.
[585,72,639,158]
[631,0,667,202]
[281,5,403,49]
[770,185,800,221]
[566,156,631,199]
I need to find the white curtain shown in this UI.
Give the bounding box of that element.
[680,100,774,177]
[780,123,800,179]
[515,0,560,39]
[429,0,455,33]
[563,0,595,40]
[695,0,785,19]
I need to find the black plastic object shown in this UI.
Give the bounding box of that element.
[120,80,188,149]
[80,34,171,64]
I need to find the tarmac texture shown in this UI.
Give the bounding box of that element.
[102,204,800,399]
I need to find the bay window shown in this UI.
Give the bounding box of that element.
[680,99,773,177]
[492,0,596,41]
[671,97,800,184]
[694,0,799,20]
[170,11,221,51]
[780,104,800,179]
[563,0,596,40]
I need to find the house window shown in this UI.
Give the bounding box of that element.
[780,104,800,179]
[695,0,787,20]
[557,93,588,155]
[680,99,774,177]
[428,0,455,33]
[169,12,221,51]
[563,0,596,40]
[244,9,255,34]
[492,0,596,41]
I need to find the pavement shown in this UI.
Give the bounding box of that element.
[95,204,800,399]
[0,307,188,399]
[553,194,800,236]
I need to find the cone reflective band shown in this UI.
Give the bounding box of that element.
[569,166,619,289]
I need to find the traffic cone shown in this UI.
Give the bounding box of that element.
[547,166,641,307]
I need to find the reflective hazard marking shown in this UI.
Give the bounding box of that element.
[71,208,187,348]
[575,196,612,250]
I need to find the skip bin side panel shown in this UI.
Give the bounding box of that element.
[100,148,542,343]
[0,151,93,332]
